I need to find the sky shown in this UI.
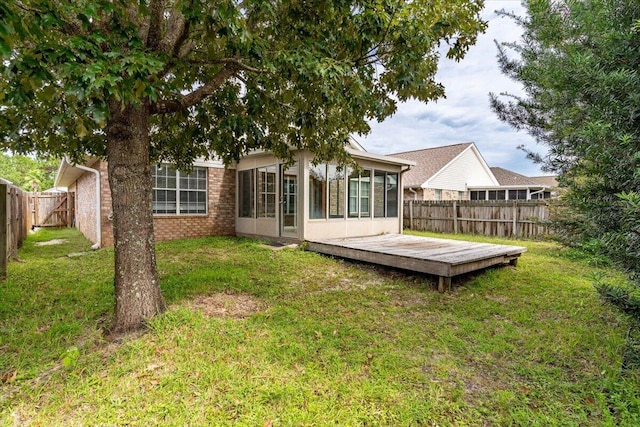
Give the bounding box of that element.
[359,0,548,177]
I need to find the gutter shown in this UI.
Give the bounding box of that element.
[408,187,418,201]
[63,156,102,249]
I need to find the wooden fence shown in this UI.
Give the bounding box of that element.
[403,200,553,239]
[0,186,74,279]
[0,183,30,279]
[30,192,74,228]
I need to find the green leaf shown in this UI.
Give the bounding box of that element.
[76,122,88,138]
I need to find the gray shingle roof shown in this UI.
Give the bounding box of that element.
[390,143,473,187]
[490,167,542,186]
[529,175,559,188]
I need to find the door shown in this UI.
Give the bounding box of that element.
[280,163,299,238]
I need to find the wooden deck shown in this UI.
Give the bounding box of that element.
[306,234,526,291]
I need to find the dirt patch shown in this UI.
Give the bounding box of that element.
[186,292,267,319]
[34,239,66,246]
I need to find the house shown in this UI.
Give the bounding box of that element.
[390,143,557,202]
[468,167,553,201]
[54,141,414,247]
[390,143,498,201]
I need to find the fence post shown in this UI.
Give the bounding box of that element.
[512,201,518,237]
[453,200,458,234]
[0,184,7,280]
[409,200,414,230]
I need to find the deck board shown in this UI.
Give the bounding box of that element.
[306,234,526,289]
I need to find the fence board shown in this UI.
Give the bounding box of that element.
[404,200,553,239]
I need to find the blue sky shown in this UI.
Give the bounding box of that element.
[359,1,549,177]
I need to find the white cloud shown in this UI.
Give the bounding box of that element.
[360,1,549,177]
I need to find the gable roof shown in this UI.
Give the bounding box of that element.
[490,167,545,187]
[390,143,476,188]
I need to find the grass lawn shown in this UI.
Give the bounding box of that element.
[1,228,639,425]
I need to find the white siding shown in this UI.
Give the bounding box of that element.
[426,148,496,191]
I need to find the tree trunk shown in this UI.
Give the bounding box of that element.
[106,102,166,333]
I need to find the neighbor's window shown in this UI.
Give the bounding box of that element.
[309,163,327,219]
[239,169,255,218]
[470,190,485,201]
[152,164,207,215]
[348,169,371,218]
[434,189,442,201]
[508,189,528,200]
[257,165,277,218]
[488,190,506,200]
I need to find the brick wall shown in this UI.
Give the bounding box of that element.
[404,188,470,201]
[73,164,235,247]
[73,164,99,244]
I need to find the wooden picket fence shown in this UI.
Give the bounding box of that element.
[0,185,75,279]
[0,183,30,279]
[403,200,554,239]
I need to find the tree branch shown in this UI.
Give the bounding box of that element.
[159,2,193,57]
[151,63,240,115]
[146,0,165,50]
[209,58,265,73]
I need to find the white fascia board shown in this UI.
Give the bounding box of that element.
[468,184,551,190]
[54,155,99,188]
[346,147,415,166]
[192,156,230,169]
[471,145,501,186]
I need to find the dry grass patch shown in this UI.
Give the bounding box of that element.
[183,292,267,319]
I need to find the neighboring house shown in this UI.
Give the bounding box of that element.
[54,141,414,247]
[390,143,558,202]
[390,143,498,201]
[468,167,553,201]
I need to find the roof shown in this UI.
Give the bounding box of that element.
[55,156,229,189]
[389,143,474,187]
[490,167,540,186]
[490,167,548,187]
[346,147,414,167]
[55,156,99,188]
[529,175,559,188]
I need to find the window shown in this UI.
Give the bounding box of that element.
[508,189,528,200]
[488,190,506,200]
[458,191,465,200]
[470,190,485,201]
[435,189,442,201]
[257,166,277,218]
[530,191,551,200]
[239,170,255,218]
[348,169,371,218]
[374,170,398,218]
[309,163,327,219]
[152,164,207,215]
[328,165,345,218]
[386,173,398,217]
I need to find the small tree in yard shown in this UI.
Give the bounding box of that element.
[0,1,486,333]
[491,0,640,317]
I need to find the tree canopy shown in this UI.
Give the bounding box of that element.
[0,152,59,191]
[1,0,487,332]
[1,0,486,167]
[491,0,640,316]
